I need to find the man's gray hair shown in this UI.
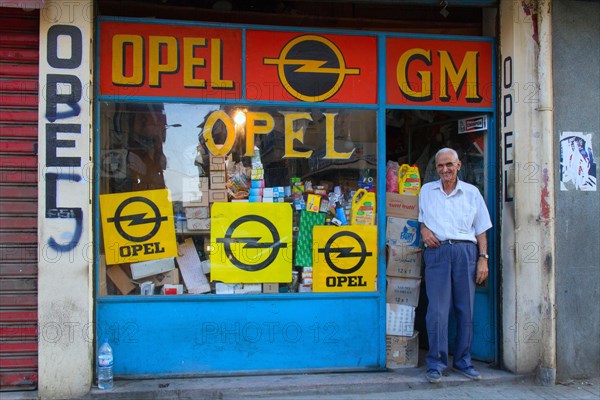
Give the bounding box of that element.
[435,147,459,163]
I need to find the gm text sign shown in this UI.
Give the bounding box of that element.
[210,203,292,283]
[386,37,493,108]
[312,226,377,292]
[100,189,177,265]
[98,20,492,108]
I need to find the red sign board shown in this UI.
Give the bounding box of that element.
[386,38,493,108]
[98,21,493,109]
[246,30,377,104]
[98,21,242,99]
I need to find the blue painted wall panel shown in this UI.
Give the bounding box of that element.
[98,294,382,376]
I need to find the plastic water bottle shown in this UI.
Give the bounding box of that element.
[97,338,113,389]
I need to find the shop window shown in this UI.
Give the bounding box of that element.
[97,102,378,296]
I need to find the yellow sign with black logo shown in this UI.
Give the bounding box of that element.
[210,203,292,283]
[100,189,177,265]
[312,225,377,292]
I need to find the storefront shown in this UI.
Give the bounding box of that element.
[94,17,496,376]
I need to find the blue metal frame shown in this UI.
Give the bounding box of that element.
[94,16,497,376]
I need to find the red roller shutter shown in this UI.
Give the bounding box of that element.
[0,6,39,391]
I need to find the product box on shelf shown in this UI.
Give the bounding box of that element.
[386,331,419,369]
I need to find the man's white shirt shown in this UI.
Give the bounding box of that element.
[418,179,492,243]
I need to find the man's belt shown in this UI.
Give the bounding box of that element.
[439,239,475,244]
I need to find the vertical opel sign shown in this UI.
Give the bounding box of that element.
[37,1,94,397]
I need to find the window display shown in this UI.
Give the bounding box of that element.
[98,102,378,296]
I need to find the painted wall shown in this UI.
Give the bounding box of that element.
[37,0,94,398]
[553,0,600,380]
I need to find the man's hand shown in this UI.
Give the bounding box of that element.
[421,225,440,248]
[476,258,488,284]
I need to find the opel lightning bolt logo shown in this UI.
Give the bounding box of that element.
[263,35,360,102]
[107,196,168,242]
[216,215,288,271]
[317,231,372,274]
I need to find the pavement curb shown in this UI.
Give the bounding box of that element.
[84,364,525,400]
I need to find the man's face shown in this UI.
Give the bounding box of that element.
[436,152,461,185]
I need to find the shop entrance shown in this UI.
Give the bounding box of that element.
[385,109,497,362]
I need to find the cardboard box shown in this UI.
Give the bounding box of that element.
[386,303,415,336]
[386,245,422,278]
[386,192,419,219]
[130,257,176,280]
[146,268,180,287]
[200,259,211,275]
[215,283,262,294]
[386,217,421,247]
[184,206,210,219]
[183,187,208,207]
[209,155,226,170]
[210,170,227,189]
[386,332,419,369]
[106,264,136,295]
[386,277,421,307]
[298,283,312,292]
[187,217,210,231]
[198,177,209,189]
[209,189,228,203]
[262,283,279,293]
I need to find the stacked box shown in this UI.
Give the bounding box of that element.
[262,186,285,203]
[386,276,421,306]
[215,283,262,294]
[186,217,210,231]
[386,245,422,278]
[185,200,211,231]
[385,192,422,346]
[386,331,419,369]
[208,154,228,202]
[182,177,208,207]
[262,283,279,293]
[386,303,415,336]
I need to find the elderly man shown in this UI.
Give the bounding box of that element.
[418,148,492,383]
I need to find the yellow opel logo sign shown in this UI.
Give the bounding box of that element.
[263,35,360,102]
[100,189,177,265]
[210,203,292,283]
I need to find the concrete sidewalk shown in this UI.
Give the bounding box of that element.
[85,361,515,399]
[4,361,598,399]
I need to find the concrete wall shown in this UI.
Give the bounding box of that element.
[553,0,600,380]
[499,0,557,377]
[37,0,94,398]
